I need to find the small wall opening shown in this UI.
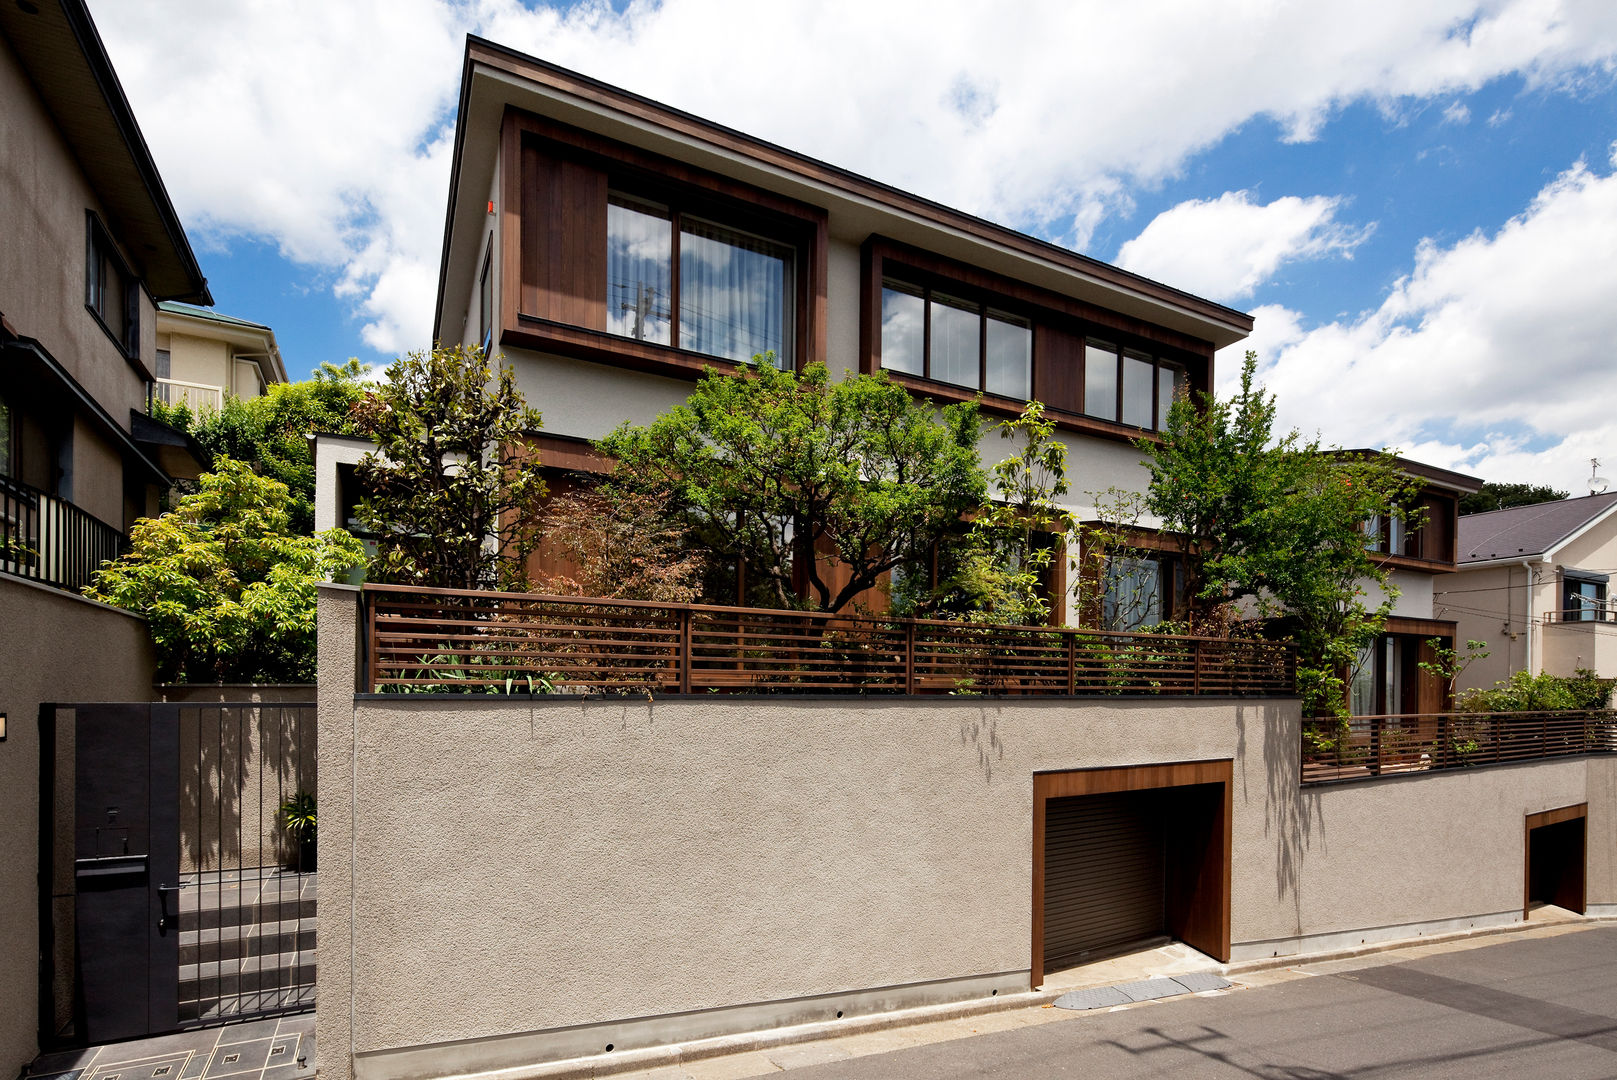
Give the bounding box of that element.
[1525,805,1586,917]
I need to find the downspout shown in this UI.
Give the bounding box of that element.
[1520,559,1536,675]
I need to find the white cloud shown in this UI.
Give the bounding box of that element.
[1218,143,1617,495]
[89,0,1617,357]
[1443,100,1472,124]
[1115,191,1372,302]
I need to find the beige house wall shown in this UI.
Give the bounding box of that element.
[161,331,231,391]
[0,32,151,427]
[1437,563,1531,693]
[0,576,155,1078]
[316,585,1615,1080]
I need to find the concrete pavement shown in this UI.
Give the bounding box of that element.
[612,920,1616,1079]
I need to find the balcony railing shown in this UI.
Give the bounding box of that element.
[154,377,223,413]
[1301,709,1617,785]
[1544,606,1617,624]
[360,583,1297,697]
[1,476,126,593]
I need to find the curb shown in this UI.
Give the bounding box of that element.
[439,914,1616,1080]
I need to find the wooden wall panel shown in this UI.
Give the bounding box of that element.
[1033,322,1083,417]
[520,142,608,329]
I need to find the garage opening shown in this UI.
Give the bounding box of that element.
[1525,804,1586,918]
[1033,762,1231,986]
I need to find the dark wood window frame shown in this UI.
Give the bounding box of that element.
[877,274,1033,399]
[498,107,829,380]
[478,233,494,354]
[1366,487,1461,572]
[860,236,1213,445]
[84,211,145,372]
[1079,337,1186,432]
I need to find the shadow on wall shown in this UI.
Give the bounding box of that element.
[1252,702,1321,936]
[178,705,316,873]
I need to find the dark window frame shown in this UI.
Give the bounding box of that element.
[878,271,1033,400]
[478,233,494,354]
[84,211,141,362]
[1563,571,1609,622]
[606,188,799,368]
[1080,337,1186,433]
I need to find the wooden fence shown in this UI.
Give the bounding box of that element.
[359,583,1297,698]
[1301,709,1617,784]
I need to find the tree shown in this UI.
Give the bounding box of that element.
[152,359,370,533]
[598,360,984,612]
[536,483,707,603]
[352,344,547,590]
[1141,352,1421,715]
[1459,482,1569,516]
[86,458,364,683]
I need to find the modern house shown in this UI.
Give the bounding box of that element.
[309,36,1617,1080]
[0,0,212,1072]
[1435,493,1617,692]
[154,301,288,412]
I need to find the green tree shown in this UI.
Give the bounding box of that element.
[598,359,984,612]
[352,344,547,591]
[152,359,370,533]
[86,458,364,682]
[1141,352,1421,715]
[1459,481,1569,516]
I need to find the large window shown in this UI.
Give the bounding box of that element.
[86,214,139,358]
[1564,573,1609,622]
[1083,339,1184,431]
[880,278,1031,400]
[1349,635,1413,715]
[605,194,794,367]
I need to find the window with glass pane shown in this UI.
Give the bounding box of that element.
[606,199,672,345]
[1122,353,1154,428]
[1102,555,1162,631]
[986,311,1031,400]
[1349,645,1375,716]
[880,282,925,376]
[1084,341,1118,421]
[928,293,979,388]
[1156,364,1184,426]
[680,221,791,366]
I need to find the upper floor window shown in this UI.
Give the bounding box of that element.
[606,194,794,367]
[86,214,139,358]
[1564,573,1609,622]
[479,236,494,354]
[1083,339,1183,430]
[879,279,1031,400]
[1363,512,1408,556]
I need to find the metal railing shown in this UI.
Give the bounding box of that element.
[360,582,1297,698]
[1544,605,1617,624]
[0,475,125,593]
[1301,709,1617,784]
[155,377,224,412]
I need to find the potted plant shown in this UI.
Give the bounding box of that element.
[279,790,316,873]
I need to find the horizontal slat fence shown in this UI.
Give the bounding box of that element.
[360,583,1297,698]
[1301,709,1617,785]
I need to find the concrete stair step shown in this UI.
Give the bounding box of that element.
[179,919,317,965]
[180,952,317,1002]
[178,894,316,933]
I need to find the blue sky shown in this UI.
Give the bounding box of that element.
[94,0,1617,494]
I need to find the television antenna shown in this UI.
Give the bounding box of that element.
[1590,458,1609,496]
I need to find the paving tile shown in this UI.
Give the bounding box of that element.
[1052,985,1131,1011]
[200,1037,274,1080]
[29,1049,99,1074]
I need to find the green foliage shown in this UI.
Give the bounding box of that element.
[537,483,707,603]
[598,359,984,612]
[1459,481,1569,516]
[278,790,316,845]
[1458,668,1616,712]
[353,345,547,591]
[1141,352,1422,716]
[152,360,369,534]
[1417,637,1491,703]
[86,458,365,682]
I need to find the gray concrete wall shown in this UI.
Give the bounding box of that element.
[0,576,155,1077]
[315,584,1617,1080]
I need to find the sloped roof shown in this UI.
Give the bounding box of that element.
[157,301,270,332]
[1458,492,1617,564]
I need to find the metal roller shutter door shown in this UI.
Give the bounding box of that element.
[1043,791,1166,969]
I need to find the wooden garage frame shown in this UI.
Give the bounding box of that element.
[1031,760,1233,986]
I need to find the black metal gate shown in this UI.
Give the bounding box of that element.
[40,702,318,1047]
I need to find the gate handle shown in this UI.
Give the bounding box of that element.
[157,881,191,934]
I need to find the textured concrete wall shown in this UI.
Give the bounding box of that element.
[0,576,155,1078]
[316,585,1617,1078]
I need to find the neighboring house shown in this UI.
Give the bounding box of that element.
[1435,493,1617,693]
[0,0,211,1072]
[1348,456,1482,716]
[424,37,1252,621]
[154,301,288,412]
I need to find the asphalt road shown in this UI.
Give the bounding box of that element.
[782,926,1617,1079]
